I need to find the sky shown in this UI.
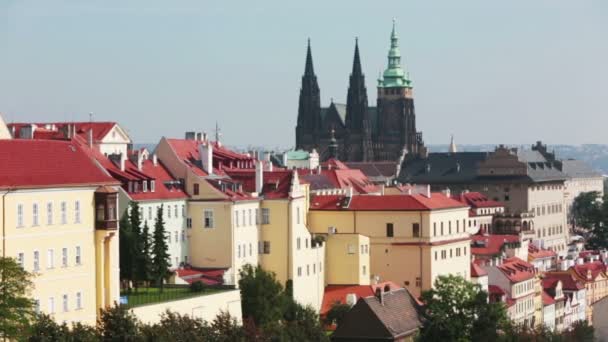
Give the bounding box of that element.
[0,1,606,148]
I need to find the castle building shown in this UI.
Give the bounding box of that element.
[295,21,425,162]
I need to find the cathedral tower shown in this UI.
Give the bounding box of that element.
[376,20,422,160]
[296,39,322,150]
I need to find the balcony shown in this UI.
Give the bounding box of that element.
[95,186,118,231]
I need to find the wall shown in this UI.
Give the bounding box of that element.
[527,183,568,255]
[594,297,608,342]
[325,233,370,286]
[1,187,102,325]
[98,125,130,156]
[188,201,233,269]
[130,289,242,325]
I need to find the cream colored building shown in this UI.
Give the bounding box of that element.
[309,192,471,298]
[0,113,11,139]
[560,159,604,229]
[0,139,120,325]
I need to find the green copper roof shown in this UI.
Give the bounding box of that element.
[378,19,412,89]
[286,150,310,161]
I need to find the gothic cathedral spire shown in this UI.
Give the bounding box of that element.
[296,39,322,149]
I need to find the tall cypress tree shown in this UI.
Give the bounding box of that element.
[151,205,170,292]
[118,210,134,286]
[140,220,152,284]
[129,202,146,287]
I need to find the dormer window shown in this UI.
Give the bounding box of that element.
[142,180,148,192]
[128,181,133,193]
[134,182,140,193]
[150,180,155,192]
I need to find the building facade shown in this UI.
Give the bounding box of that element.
[296,21,425,162]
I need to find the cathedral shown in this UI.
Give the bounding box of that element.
[295,21,426,162]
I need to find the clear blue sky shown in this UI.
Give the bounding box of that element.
[1,0,606,148]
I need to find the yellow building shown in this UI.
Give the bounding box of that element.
[309,191,471,297]
[0,139,120,324]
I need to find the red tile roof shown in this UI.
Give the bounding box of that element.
[570,261,607,282]
[174,268,224,285]
[488,285,505,296]
[471,234,520,256]
[225,169,295,199]
[543,272,585,291]
[310,193,468,211]
[542,291,555,306]
[471,262,488,277]
[321,281,401,316]
[450,192,504,209]
[128,159,188,201]
[0,139,118,189]
[528,244,557,261]
[9,122,120,143]
[497,257,535,283]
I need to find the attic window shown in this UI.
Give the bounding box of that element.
[150,180,155,192]
[142,180,148,192]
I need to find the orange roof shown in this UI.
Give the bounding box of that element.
[471,262,487,277]
[571,261,607,282]
[128,159,188,201]
[471,234,520,256]
[321,281,401,316]
[528,244,557,261]
[543,272,585,291]
[542,291,555,306]
[450,192,504,209]
[496,257,535,283]
[9,122,119,142]
[310,193,467,211]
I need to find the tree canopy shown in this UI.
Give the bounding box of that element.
[0,256,36,340]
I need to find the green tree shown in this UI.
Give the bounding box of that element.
[0,257,35,341]
[571,191,602,230]
[282,303,328,342]
[97,303,141,341]
[563,320,595,342]
[238,264,286,327]
[151,205,170,292]
[418,275,509,342]
[27,314,98,341]
[119,210,135,285]
[140,220,153,283]
[324,302,351,327]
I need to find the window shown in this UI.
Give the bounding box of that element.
[187,218,192,228]
[148,207,152,220]
[173,205,177,218]
[182,205,185,218]
[456,248,461,257]
[174,231,178,242]
[305,238,308,248]
[297,238,301,250]
[448,221,452,235]
[347,244,356,254]
[386,223,394,237]
[296,207,300,224]
[17,252,24,268]
[255,209,259,224]
[449,249,453,258]
[412,223,420,237]
[17,204,24,227]
[74,201,81,223]
[181,230,185,242]
[416,277,422,287]
[33,251,40,271]
[433,222,436,236]
[307,265,310,276]
[63,294,69,312]
[48,297,55,314]
[456,220,459,233]
[143,180,148,192]
[168,232,172,243]
[134,182,139,193]
[361,245,364,254]
[150,180,155,192]
[464,247,467,256]
[32,203,39,226]
[434,251,437,260]
[235,211,239,227]
[47,249,54,269]
[441,222,444,235]
[47,202,53,225]
[168,205,172,218]
[297,267,302,276]
[61,201,67,224]
[262,208,270,224]
[75,246,81,265]
[249,243,252,256]
[362,265,367,275]
[62,248,68,267]
[247,209,252,226]
[193,183,200,195]
[204,210,214,228]
[242,210,246,226]
[238,245,241,258]
[76,292,82,309]
[263,241,271,254]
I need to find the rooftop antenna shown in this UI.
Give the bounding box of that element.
[214,122,222,144]
[89,112,93,122]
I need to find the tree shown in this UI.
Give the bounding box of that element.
[563,320,594,342]
[324,302,351,327]
[27,314,98,341]
[140,220,153,283]
[119,210,135,285]
[0,257,35,341]
[97,303,141,341]
[238,264,286,327]
[418,275,509,342]
[151,205,170,291]
[571,191,602,230]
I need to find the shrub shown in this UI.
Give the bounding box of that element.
[190,281,205,292]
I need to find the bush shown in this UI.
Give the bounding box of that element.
[190,281,206,292]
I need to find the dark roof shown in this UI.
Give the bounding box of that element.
[331,288,423,341]
[400,152,486,184]
[560,159,603,179]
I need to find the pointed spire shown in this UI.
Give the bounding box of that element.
[449,134,457,153]
[352,37,362,76]
[304,38,315,76]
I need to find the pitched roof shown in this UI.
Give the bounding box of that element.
[224,169,294,199]
[9,122,123,143]
[344,161,397,181]
[450,192,504,209]
[542,291,556,306]
[310,193,468,211]
[0,139,117,189]
[321,281,401,316]
[128,159,188,201]
[471,262,488,277]
[471,234,520,256]
[570,261,607,282]
[331,288,423,340]
[528,244,557,261]
[560,159,602,179]
[496,257,536,283]
[543,272,585,291]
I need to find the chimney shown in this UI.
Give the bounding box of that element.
[265,160,273,172]
[576,257,584,265]
[442,188,451,197]
[185,131,196,140]
[120,153,126,172]
[346,186,354,198]
[375,287,384,306]
[282,152,288,167]
[345,293,357,307]
[137,150,143,171]
[152,154,158,166]
[199,143,213,175]
[202,132,208,142]
[88,129,93,148]
[255,160,264,194]
[425,184,431,198]
[196,132,202,141]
